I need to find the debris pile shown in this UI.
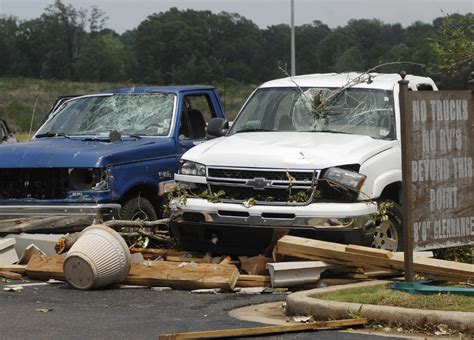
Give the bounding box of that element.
[2,222,473,293]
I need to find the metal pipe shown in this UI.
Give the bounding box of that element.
[291,0,296,76]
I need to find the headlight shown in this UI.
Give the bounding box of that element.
[179,161,206,176]
[323,167,366,192]
[68,168,109,191]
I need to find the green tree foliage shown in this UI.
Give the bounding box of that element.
[430,13,474,89]
[0,2,471,88]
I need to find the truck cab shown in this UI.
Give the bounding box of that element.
[0,86,225,223]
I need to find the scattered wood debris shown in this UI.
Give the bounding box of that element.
[239,255,273,275]
[236,274,271,288]
[0,271,22,280]
[26,254,240,291]
[276,236,474,282]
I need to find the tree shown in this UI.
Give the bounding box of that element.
[431,14,473,77]
[74,33,135,82]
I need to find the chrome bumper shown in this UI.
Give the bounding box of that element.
[0,204,121,217]
[171,198,377,230]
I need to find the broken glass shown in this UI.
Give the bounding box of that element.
[231,87,395,139]
[37,93,176,137]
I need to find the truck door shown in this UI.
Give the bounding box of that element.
[177,92,218,156]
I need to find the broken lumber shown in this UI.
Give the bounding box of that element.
[219,256,232,265]
[276,236,474,282]
[26,255,65,280]
[126,261,239,290]
[0,271,22,280]
[239,256,273,275]
[345,244,393,259]
[159,318,367,339]
[0,264,27,274]
[25,254,239,291]
[129,248,197,259]
[236,274,271,287]
[19,244,46,264]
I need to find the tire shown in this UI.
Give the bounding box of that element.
[119,196,157,221]
[371,200,404,251]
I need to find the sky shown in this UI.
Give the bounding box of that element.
[0,0,473,33]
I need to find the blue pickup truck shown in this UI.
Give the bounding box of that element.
[0,86,226,221]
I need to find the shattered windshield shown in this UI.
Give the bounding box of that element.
[230,87,395,139]
[37,93,176,137]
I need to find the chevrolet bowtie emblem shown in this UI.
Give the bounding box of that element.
[245,177,270,190]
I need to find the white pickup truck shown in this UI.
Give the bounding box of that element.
[170,72,438,254]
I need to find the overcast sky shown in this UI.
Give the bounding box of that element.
[1,0,472,33]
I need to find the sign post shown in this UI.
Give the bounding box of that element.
[398,71,414,282]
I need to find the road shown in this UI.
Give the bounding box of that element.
[0,280,401,340]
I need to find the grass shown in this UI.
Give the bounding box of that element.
[318,285,474,313]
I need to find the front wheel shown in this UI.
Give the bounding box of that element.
[119,196,157,221]
[371,200,403,251]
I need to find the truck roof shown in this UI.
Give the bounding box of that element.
[102,85,216,94]
[259,72,435,91]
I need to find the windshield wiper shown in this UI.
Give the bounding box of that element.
[124,134,142,139]
[35,132,70,138]
[234,128,276,134]
[317,129,375,138]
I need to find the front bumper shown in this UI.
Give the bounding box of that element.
[171,197,377,230]
[0,203,121,218]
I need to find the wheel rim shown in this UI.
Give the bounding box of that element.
[372,220,399,251]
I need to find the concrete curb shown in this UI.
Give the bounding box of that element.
[286,280,474,334]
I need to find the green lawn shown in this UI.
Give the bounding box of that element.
[319,285,474,313]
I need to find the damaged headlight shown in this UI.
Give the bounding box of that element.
[68,168,109,191]
[323,167,366,192]
[179,161,206,176]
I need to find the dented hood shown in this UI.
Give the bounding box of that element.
[184,132,396,169]
[0,137,174,168]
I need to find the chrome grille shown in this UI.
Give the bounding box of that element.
[207,167,319,204]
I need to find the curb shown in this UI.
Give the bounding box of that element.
[286,280,474,334]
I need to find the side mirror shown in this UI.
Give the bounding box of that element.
[206,118,229,139]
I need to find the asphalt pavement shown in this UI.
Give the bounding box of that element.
[0,280,401,340]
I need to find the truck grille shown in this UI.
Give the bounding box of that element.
[207,167,319,204]
[0,168,69,199]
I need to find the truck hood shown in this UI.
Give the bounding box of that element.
[0,137,174,168]
[184,132,396,169]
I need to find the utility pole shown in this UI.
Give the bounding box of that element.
[290,0,295,76]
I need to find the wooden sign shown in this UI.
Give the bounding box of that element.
[402,90,473,250]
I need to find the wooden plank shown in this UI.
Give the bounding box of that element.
[159,318,367,339]
[129,248,197,259]
[26,255,65,280]
[126,261,239,291]
[278,242,469,280]
[345,245,393,259]
[166,256,203,263]
[0,264,27,274]
[25,255,239,290]
[219,256,232,265]
[236,275,271,287]
[277,236,474,282]
[0,271,22,280]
